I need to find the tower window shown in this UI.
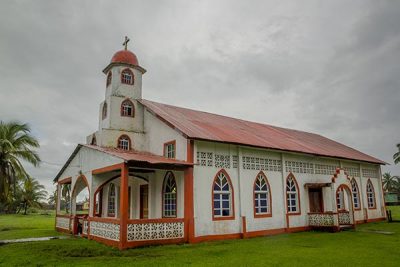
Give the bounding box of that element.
[106,71,112,87]
[117,135,131,150]
[121,68,134,85]
[102,102,107,120]
[121,99,135,117]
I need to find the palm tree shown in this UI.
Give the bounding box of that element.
[48,189,57,209]
[20,176,47,215]
[394,143,400,164]
[382,172,397,192]
[0,121,41,207]
[61,184,71,213]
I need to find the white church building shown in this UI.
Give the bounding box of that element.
[54,39,386,249]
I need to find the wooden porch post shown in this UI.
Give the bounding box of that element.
[184,139,195,243]
[119,162,129,249]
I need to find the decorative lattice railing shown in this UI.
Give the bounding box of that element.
[308,213,337,227]
[89,220,120,241]
[338,211,352,225]
[127,219,184,242]
[56,216,70,230]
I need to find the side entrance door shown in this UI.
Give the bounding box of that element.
[140,184,149,219]
[309,188,323,213]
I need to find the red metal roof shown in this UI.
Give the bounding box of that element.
[83,144,192,166]
[139,99,385,165]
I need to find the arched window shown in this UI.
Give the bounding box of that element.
[117,135,131,150]
[351,179,360,209]
[121,68,134,85]
[286,174,299,213]
[121,99,135,117]
[108,183,116,217]
[163,172,177,217]
[91,135,97,145]
[213,170,234,219]
[102,102,107,120]
[367,180,376,209]
[106,71,112,87]
[254,172,271,217]
[336,187,345,210]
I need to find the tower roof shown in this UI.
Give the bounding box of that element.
[110,49,139,66]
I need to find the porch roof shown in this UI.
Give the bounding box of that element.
[83,145,193,167]
[54,144,193,182]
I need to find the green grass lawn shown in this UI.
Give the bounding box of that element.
[0,211,62,240]
[1,210,400,266]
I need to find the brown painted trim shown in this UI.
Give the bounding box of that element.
[184,139,195,243]
[55,227,71,234]
[126,238,185,248]
[58,177,72,185]
[92,163,124,175]
[89,217,120,224]
[90,235,120,248]
[127,218,184,224]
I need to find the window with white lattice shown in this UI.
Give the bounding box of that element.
[213,170,233,219]
[351,179,360,209]
[121,99,134,117]
[121,68,134,85]
[336,187,344,210]
[163,172,177,217]
[254,172,271,216]
[164,141,176,159]
[367,180,376,209]
[117,135,131,150]
[108,183,116,217]
[286,175,299,213]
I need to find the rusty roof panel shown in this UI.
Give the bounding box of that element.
[139,99,385,165]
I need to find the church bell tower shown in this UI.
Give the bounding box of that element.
[87,37,147,150]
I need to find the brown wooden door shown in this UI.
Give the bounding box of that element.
[140,185,148,219]
[309,188,323,213]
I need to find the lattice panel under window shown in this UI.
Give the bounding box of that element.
[343,167,360,177]
[127,222,184,241]
[56,217,70,230]
[197,151,213,167]
[90,221,120,241]
[285,161,314,174]
[232,155,238,168]
[242,156,282,172]
[314,164,338,175]
[215,154,231,169]
[362,168,379,178]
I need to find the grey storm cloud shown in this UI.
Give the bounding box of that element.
[0,0,399,194]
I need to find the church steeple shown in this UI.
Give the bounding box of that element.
[87,37,146,150]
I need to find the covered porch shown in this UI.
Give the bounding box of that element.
[305,171,355,231]
[55,145,194,249]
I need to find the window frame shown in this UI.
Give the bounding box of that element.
[121,68,134,85]
[120,99,135,117]
[351,178,361,210]
[366,179,376,209]
[117,135,131,150]
[162,172,177,218]
[212,169,235,221]
[106,71,112,87]
[107,183,116,217]
[253,171,272,218]
[163,140,176,159]
[286,173,301,215]
[102,102,107,120]
[336,186,345,211]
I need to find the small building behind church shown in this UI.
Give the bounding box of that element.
[54,40,386,249]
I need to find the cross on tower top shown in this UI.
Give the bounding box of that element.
[123,36,130,50]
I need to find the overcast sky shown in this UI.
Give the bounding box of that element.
[0,0,399,195]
